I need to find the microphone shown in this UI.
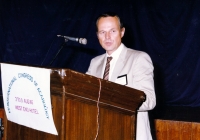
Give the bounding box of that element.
[57,35,87,45]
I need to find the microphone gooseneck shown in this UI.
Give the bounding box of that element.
[57,35,87,45]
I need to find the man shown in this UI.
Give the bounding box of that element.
[86,13,156,140]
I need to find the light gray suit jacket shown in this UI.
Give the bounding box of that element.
[86,45,156,140]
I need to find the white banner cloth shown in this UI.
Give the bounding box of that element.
[1,63,58,135]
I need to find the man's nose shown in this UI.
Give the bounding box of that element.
[105,32,111,39]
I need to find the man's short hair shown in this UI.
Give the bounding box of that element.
[96,13,123,31]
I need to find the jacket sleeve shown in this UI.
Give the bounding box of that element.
[131,52,156,111]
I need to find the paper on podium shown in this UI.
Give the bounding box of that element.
[1,63,58,135]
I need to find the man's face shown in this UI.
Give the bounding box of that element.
[97,16,125,55]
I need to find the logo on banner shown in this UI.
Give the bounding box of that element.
[6,73,49,119]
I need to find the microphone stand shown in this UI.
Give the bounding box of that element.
[49,39,68,66]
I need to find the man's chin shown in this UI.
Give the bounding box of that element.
[104,47,113,52]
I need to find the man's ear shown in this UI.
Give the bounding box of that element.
[96,32,99,39]
[121,27,125,37]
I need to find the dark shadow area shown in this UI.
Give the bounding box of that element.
[122,24,135,48]
[149,63,166,140]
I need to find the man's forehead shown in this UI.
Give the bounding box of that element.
[97,17,120,28]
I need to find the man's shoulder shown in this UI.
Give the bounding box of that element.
[122,46,152,62]
[125,46,149,57]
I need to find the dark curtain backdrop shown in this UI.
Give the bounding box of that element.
[1,0,200,118]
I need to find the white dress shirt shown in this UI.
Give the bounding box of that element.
[103,43,124,80]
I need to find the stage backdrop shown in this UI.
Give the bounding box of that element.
[1,0,200,120]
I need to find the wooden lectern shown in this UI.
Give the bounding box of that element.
[2,68,145,140]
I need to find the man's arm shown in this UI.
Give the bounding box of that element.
[131,52,156,111]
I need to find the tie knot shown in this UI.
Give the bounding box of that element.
[107,57,112,62]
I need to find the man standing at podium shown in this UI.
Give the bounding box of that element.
[86,13,156,140]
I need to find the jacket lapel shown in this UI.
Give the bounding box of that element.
[110,47,128,82]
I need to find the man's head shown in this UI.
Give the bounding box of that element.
[96,13,125,55]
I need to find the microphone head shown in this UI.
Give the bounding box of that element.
[79,38,87,45]
[57,35,62,37]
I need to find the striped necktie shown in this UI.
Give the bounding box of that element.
[103,57,113,80]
